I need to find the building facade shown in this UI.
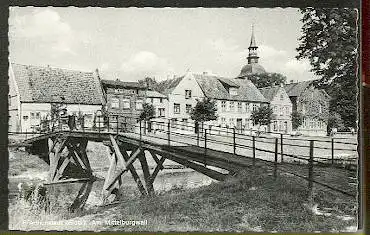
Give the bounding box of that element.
[145,90,169,131]
[8,63,104,132]
[284,81,331,136]
[259,85,293,133]
[101,79,147,131]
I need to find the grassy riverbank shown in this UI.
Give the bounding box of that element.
[68,168,356,233]
[8,145,357,232]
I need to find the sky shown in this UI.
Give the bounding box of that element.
[9,7,318,82]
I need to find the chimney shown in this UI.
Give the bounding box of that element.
[203,71,208,75]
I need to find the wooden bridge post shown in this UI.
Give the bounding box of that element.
[233,128,236,156]
[274,138,278,179]
[331,138,334,165]
[252,136,256,167]
[167,121,171,146]
[138,151,155,196]
[280,133,284,163]
[308,140,314,193]
[204,129,207,166]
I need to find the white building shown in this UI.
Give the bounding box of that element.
[259,84,293,133]
[162,71,268,132]
[145,90,169,131]
[8,63,104,132]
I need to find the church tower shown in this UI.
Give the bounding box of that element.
[238,25,266,77]
[247,25,259,64]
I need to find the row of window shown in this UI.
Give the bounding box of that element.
[302,118,325,129]
[220,101,260,113]
[113,89,140,95]
[147,97,164,104]
[220,117,253,128]
[23,112,41,120]
[111,98,143,110]
[174,103,192,114]
[272,120,288,131]
[273,105,291,116]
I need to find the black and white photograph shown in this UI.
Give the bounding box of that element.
[7,6,359,232]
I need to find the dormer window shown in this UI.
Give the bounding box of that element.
[185,90,192,99]
[229,88,238,96]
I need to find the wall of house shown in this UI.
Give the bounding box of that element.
[269,87,293,133]
[295,87,330,136]
[146,96,169,131]
[105,87,146,130]
[214,100,261,130]
[168,73,205,129]
[8,65,21,132]
[19,103,102,132]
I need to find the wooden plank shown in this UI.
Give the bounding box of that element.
[105,137,141,191]
[49,137,68,182]
[118,144,147,196]
[149,156,166,184]
[44,178,94,185]
[103,153,118,191]
[139,151,154,195]
[154,151,227,181]
[148,150,164,170]
[54,153,72,181]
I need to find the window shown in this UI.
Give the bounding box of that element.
[151,98,154,103]
[111,97,120,109]
[237,102,242,113]
[30,112,35,119]
[136,100,143,110]
[186,104,192,114]
[319,104,322,113]
[280,107,283,116]
[36,112,40,119]
[245,118,250,129]
[174,103,180,114]
[221,101,226,112]
[221,117,226,123]
[185,90,192,99]
[273,106,278,114]
[273,121,278,131]
[122,99,130,109]
[23,115,29,120]
[159,98,163,103]
[229,118,234,124]
[280,94,284,100]
[230,102,235,112]
[158,108,165,117]
[253,104,258,111]
[246,102,250,112]
[229,88,238,96]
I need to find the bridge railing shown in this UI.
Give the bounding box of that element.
[121,119,357,198]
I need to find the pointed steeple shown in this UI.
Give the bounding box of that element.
[247,24,259,64]
[249,24,257,48]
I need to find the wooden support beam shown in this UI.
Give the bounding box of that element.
[138,151,154,195]
[118,144,147,196]
[104,136,142,193]
[54,152,73,181]
[149,150,164,170]
[49,137,68,182]
[149,156,166,185]
[154,150,227,181]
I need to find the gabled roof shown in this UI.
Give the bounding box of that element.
[146,90,167,98]
[258,86,281,101]
[193,74,268,103]
[10,63,104,105]
[284,80,313,97]
[101,79,146,89]
[157,76,184,95]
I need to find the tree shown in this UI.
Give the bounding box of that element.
[296,8,357,128]
[251,106,274,132]
[190,98,218,133]
[327,112,344,132]
[291,111,303,130]
[138,77,160,91]
[246,72,287,88]
[139,103,156,134]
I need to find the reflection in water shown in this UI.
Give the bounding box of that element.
[68,181,94,212]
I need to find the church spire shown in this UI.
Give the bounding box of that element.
[247,24,259,64]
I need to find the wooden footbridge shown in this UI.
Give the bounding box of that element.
[10,117,358,204]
